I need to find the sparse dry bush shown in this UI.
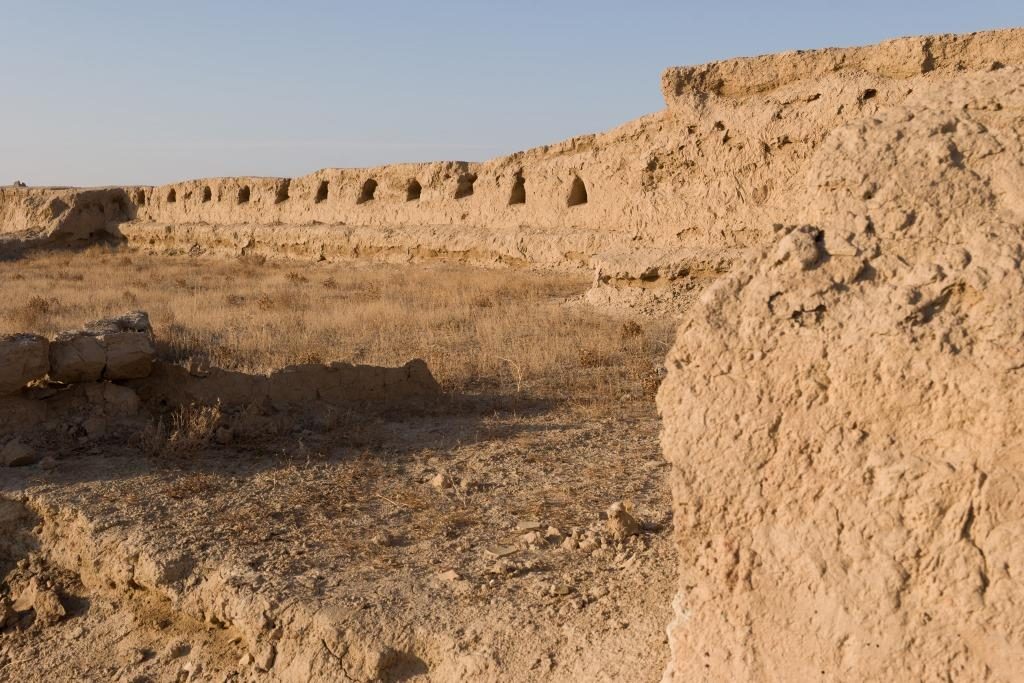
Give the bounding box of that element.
[25,295,54,315]
[237,253,266,267]
[621,320,643,339]
[169,402,222,451]
[255,293,275,310]
[55,270,84,282]
[140,402,223,456]
[15,295,59,330]
[136,403,224,456]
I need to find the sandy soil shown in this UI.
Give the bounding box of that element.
[0,255,675,682]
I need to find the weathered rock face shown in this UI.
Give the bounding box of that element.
[49,311,155,383]
[0,334,49,394]
[2,440,39,467]
[100,332,155,380]
[658,68,1024,680]
[0,186,134,240]
[49,333,105,383]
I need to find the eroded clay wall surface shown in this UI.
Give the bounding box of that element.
[658,65,1024,681]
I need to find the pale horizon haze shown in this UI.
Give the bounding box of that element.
[1,1,1021,186]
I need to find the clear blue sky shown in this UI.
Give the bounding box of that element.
[1,1,1020,186]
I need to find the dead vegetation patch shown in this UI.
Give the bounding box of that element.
[0,247,673,411]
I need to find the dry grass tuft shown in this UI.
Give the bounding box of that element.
[139,402,223,456]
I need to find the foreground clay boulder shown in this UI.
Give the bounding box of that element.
[658,68,1024,680]
[48,333,105,383]
[49,311,155,383]
[0,333,49,394]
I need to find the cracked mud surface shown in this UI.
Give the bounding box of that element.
[1,408,673,681]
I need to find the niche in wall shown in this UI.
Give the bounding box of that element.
[357,179,377,204]
[315,180,329,203]
[406,179,422,201]
[567,176,588,207]
[455,173,477,199]
[509,173,526,205]
[275,180,290,204]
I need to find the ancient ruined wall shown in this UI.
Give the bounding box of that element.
[658,66,1024,680]
[4,28,1023,293]
[4,29,1023,292]
[661,28,1024,104]
[0,186,137,240]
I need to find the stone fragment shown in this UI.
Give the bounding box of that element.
[102,383,141,416]
[483,545,518,559]
[2,440,38,467]
[605,502,641,539]
[83,310,152,336]
[102,332,155,380]
[215,426,233,445]
[521,531,541,545]
[551,583,573,596]
[82,416,108,439]
[163,640,191,660]
[0,334,49,394]
[48,333,105,383]
[429,473,451,489]
[254,644,276,671]
[48,311,156,383]
[13,578,65,626]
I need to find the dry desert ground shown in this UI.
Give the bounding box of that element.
[4,26,1024,683]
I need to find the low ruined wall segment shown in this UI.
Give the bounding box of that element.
[0,186,139,240]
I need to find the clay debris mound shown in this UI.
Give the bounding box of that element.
[0,334,49,394]
[658,67,1024,679]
